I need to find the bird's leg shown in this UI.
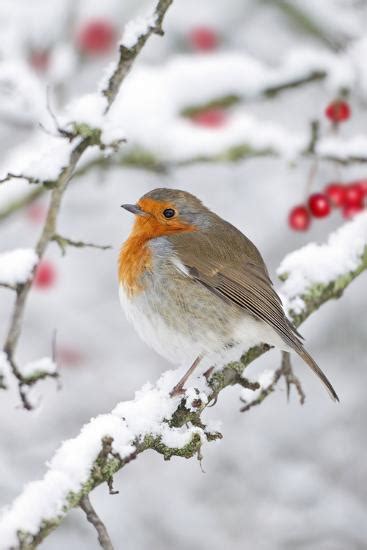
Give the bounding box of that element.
[170,356,202,397]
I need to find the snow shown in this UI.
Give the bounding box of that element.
[240,369,275,401]
[0,60,49,126]
[63,93,108,129]
[184,386,209,412]
[0,351,10,384]
[0,369,206,548]
[121,13,157,49]
[278,211,367,314]
[20,357,57,378]
[0,248,38,286]
[316,135,367,161]
[0,45,366,205]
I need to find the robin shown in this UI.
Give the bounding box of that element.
[118,188,338,401]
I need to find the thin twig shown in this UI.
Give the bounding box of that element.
[0,173,41,185]
[102,0,173,109]
[52,234,112,255]
[239,351,306,412]
[80,495,114,550]
[281,351,306,404]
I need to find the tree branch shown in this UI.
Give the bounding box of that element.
[1,0,174,408]
[52,234,112,256]
[80,495,114,550]
[102,0,173,108]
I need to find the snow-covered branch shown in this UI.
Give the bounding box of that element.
[2,38,367,223]
[0,0,174,409]
[1,213,366,550]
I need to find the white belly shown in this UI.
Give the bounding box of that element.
[119,284,202,366]
[119,284,289,369]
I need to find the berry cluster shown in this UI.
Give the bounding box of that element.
[288,98,359,231]
[289,181,367,231]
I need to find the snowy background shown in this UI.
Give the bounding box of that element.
[1,0,367,549]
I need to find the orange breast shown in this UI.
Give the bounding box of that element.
[118,235,152,297]
[118,201,197,296]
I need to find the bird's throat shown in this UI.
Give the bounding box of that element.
[118,235,152,297]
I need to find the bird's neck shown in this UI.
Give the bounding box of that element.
[118,217,196,296]
[118,233,152,297]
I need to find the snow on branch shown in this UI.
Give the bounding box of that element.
[1,40,367,222]
[1,215,366,550]
[0,249,38,288]
[278,210,367,324]
[0,0,174,410]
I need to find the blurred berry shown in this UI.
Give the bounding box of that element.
[190,108,227,128]
[355,179,367,195]
[29,50,49,72]
[342,204,364,219]
[324,183,346,207]
[344,183,364,207]
[308,193,331,218]
[34,260,56,289]
[77,20,117,55]
[189,27,218,51]
[325,100,351,123]
[288,205,310,231]
[26,202,47,225]
[57,345,84,367]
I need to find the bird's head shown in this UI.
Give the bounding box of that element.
[121,188,211,238]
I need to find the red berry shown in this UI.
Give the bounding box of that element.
[77,20,116,55]
[34,260,56,289]
[342,204,364,219]
[57,345,84,367]
[344,183,364,207]
[189,27,218,51]
[324,183,346,207]
[355,179,367,195]
[308,193,331,218]
[325,100,351,122]
[190,108,227,128]
[26,202,47,224]
[29,50,49,72]
[288,205,311,231]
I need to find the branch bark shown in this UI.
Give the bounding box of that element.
[80,495,114,550]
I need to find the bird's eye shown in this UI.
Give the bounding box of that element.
[163,208,176,219]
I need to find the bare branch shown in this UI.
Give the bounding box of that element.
[0,173,41,185]
[80,495,115,550]
[52,234,112,255]
[102,0,173,109]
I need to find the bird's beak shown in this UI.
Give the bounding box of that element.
[121,204,147,216]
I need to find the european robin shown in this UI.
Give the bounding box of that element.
[118,188,338,400]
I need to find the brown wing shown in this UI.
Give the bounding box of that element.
[168,224,338,401]
[168,226,302,350]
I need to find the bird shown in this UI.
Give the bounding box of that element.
[118,188,338,401]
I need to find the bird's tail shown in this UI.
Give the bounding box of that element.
[297,347,339,402]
